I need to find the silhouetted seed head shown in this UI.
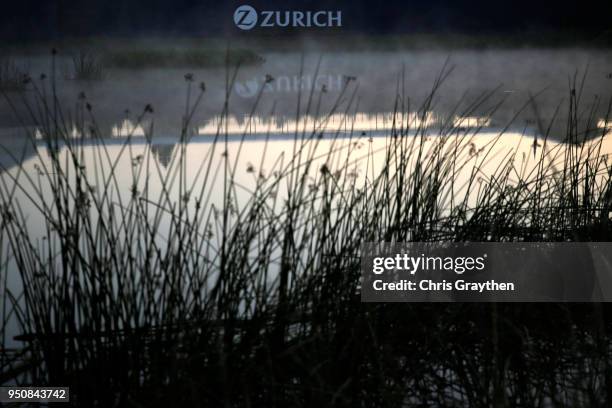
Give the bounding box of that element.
[22,74,31,85]
[184,73,194,82]
[246,163,255,173]
[145,104,154,113]
[320,164,329,175]
[361,131,366,136]
[76,190,90,209]
[227,202,236,214]
[51,48,57,55]
[78,91,86,101]
[1,205,13,223]
[86,103,92,111]
[571,89,576,96]
[199,82,206,92]
[265,74,274,83]
[40,73,46,81]
[132,155,144,166]
[321,85,327,93]
[469,142,477,156]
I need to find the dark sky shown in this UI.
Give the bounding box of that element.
[2,0,611,40]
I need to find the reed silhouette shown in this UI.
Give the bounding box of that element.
[1,51,612,407]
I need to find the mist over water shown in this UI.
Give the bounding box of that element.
[1,47,610,134]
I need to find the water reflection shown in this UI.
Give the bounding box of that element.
[105,114,611,139]
[8,130,612,214]
[150,144,175,168]
[453,116,492,128]
[25,113,497,141]
[2,110,608,180]
[35,126,92,140]
[89,114,608,139]
[111,119,147,137]
[598,119,611,131]
[196,112,442,136]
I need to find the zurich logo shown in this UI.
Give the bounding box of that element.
[234,79,260,98]
[234,5,258,30]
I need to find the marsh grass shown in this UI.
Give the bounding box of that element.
[1,53,612,407]
[0,57,28,92]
